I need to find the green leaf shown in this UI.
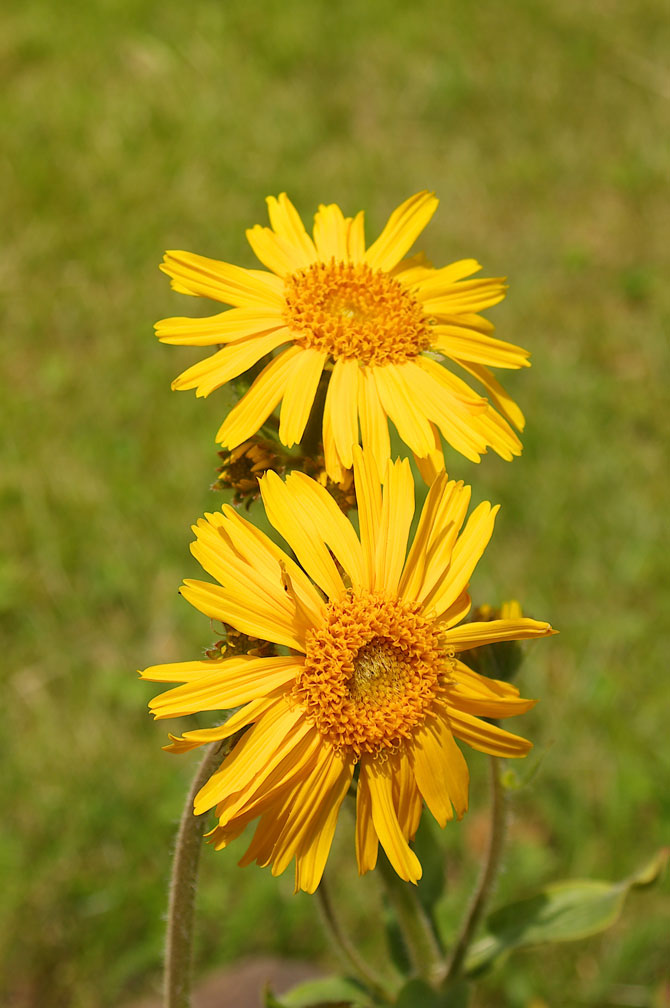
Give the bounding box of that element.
[394,978,443,1008]
[394,977,471,1007]
[264,989,286,1008]
[466,848,669,975]
[266,974,375,1008]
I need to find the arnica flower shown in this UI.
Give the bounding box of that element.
[157,193,530,480]
[141,448,554,893]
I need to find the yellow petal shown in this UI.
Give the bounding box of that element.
[456,361,526,432]
[194,700,307,813]
[260,470,345,600]
[161,735,209,755]
[355,766,379,874]
[447,709,533,758]
[449,669,535,718]
[325,357,360,470]
[412,424,445,485]
[431,324,530,370]
[421,277,507,316]
[414,356,522,463]
[322,394,346,482]
[286,471,365,588]
[358,366,390,475]
[352,445,382,589]
[216,725,322,825]
[411,258,482,294]
[410,480,473,606]
[466,405,523,462]
[363,758,422,884]
[415,354,487,408]
[171,328,291,397]
[346,211,366,263]
[140,657,242,683]
[409,713,469,825]
[313,203,350,261]
[391,250,435,287]
[155,308,284,346]
[450,659,521,698]
[375,457,415,594]
[271,747,354,883]
[266,193,317,264]
[190,513,306,616]
[206,814,254,852]
[449,689,536,719]
[403,362,486,431]
[439,311,496,335]
[437,590,472,630]
[246,225,309,277]
[163,695,277,752]
[293,753,354,893]
[398,469,450,603]
[443,618,556,652]
[180,579,308,652]
[365,192,439,273]
[278,347,326,447]
[238,801,292,867]
[391,750,423,842]
[217,345,301,447]
[161,250,284,308]
[374,364,435,459]
[148,656,299,720]
[424,502,499,618]
[399,361,489,463]
[198,506,324,627]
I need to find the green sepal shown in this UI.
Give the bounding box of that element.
[465,848,669,976]
[465,636,523,684]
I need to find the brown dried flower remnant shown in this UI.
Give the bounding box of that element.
[212,437,282,507]
[205,626,277,661]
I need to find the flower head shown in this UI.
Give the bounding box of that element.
[141,449,554,893]
[157,193,530,480]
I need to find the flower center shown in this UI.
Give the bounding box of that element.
[294,591,452,757]
[283,261,431,366]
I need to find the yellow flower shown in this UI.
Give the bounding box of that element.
[157,193,530,480]
[141,449,554,893]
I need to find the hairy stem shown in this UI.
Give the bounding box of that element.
[377,852,446,986]
[317,874,393,1003]
[445,756,507,982]
[164,742,226,1008]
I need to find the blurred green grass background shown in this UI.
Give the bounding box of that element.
[2,0,669,1005]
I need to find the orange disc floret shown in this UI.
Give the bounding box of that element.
[294,590,452,756]
[283,260,431,366]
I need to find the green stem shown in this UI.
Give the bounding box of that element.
[444,756,507,983]
[164,742,226,1008]
[377,852,446,986]
[317,874,393,1003]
